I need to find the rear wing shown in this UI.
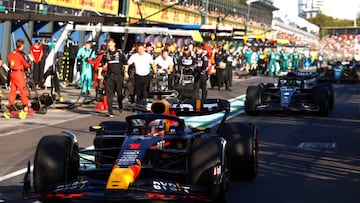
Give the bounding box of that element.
[171,99,230,125]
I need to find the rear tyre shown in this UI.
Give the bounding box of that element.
[313,85,329,116]
[33,135,79,201]
[245,86,261,116]
[219,122,259,180]
[190,137,228,203]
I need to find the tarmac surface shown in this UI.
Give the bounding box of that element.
[2,74,359,203]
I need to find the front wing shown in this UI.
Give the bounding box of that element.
[25,178,211,202]
[252,102,322,112]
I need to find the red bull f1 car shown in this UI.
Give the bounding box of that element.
[23,98,259,202]
[245,72,334,116]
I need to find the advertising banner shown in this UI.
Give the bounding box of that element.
[24,0,118,15]
[128,1,202,25]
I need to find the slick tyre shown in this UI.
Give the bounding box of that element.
[190,137,228,203]
[313,85,329,116]
[219,122,259,180]
[245,86,261,116]
[33,135,79,197]
[320,83,334,111]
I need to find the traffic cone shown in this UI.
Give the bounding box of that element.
[103,95,108,110]
[95,96,108,110]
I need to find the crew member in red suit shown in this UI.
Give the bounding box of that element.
[87,44,108,110]
[7,39,31,109]
[30,40,43,89]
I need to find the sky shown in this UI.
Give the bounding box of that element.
[273,0,360,20]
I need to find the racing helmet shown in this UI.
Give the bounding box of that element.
[149,119,166,136]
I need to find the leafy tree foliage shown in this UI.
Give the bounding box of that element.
[307,12,360,39]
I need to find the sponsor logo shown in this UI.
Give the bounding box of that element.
[53,180,88,192]
[152,180,190,194]
[116,150,141,166]
[171,103,219,111]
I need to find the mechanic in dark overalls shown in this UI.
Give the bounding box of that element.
[223,44,237,91]
[168,42,180,90]
[177,45,196,99]
[102,38,127,117]
[214,43,225,90]
[194,43,209,99]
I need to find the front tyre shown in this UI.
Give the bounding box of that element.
[33,135,79,195]
[313,85,329,116]
[190,137,228,203]
[219,122,259,180]
[245,86,262,116]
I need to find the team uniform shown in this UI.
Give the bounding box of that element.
[223,50,237,91]
[103,49,127,115]
[76,46,95,94]
[128,52,154,104]
[291,51,301,71]
[194,50,209,98]
[280,49,290,72]
[154,54,174,90]
[30,42,43,87]
[7,49,31,108]
[87,50,106,104]
[177,52,196,98]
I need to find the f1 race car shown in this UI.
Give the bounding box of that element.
[318,61,359,83]
[23,98,259,202]
[245,72,334,116]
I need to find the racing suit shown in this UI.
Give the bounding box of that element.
[194,50,209,98]
[7,49,31,107]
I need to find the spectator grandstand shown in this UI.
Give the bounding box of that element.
[320,34,360,61]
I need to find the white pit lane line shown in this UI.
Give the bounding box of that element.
[0,96,246,183]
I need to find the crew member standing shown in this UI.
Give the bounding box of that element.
[291,47,301,71]
[126,42,157,105]
[88,44,107,108]
[76,41,95,95]
[7,39,31,110]
[154,49,174,90]
[177,45,196,98]
[102,38,127,117]
[223,45,237,91]
[30,40,43,89]
[194,43,209,98]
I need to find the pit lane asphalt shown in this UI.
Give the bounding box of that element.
[1,76,359,203]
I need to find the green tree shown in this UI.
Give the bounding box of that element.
[307,12,359,39]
